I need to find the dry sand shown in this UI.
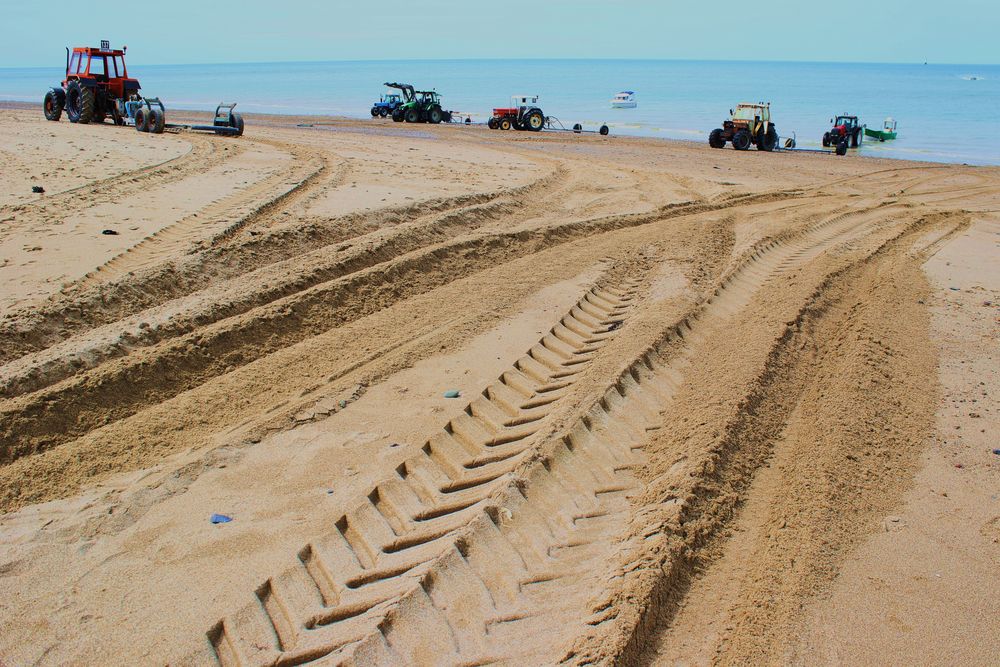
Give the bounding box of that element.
[0,104,997,665]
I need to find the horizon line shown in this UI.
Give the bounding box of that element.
[2,56,999,69]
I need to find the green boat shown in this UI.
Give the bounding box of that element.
[865,117,897,142]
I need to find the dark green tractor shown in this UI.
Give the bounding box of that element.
[383,82,451,124]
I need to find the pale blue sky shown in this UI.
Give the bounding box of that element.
[2,0,997,67]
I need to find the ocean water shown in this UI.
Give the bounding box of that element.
[2,59,998,165]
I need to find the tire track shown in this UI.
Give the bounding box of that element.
[79,139,328,285]
[0,133,224,241]
[191,203,909,665]
[194,274,642,666]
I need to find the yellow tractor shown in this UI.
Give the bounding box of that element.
[709,102,779,151]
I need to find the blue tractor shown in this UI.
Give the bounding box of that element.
[371,92,403,118]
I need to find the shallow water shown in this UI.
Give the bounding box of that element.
[2,59,998,165]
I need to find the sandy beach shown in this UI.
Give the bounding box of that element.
[0,103,997,665]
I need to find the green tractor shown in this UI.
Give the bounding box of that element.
[384,82,452,124]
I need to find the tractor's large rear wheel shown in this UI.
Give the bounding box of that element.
[392,108,404,122]
[732,129,751,150]
[379,107,389,118]
[851,129,861,148]
[43,89,64,121]
[428,107,443,124]
[756,125,778,152]
[404,107,420,123]
[65,81,95,124]
[524,110,544,132]
[499,118,512,131]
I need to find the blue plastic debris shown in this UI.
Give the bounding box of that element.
[992,449,1000,456]
[444,390,460,399]
[210,514,233,524]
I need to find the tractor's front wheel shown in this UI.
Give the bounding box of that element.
[822,132,831,147]
[370,107,380,118]
[836,141,848,156]
[732,129,751,150]
[708,128,725,148]
[65,81,95,124]
[427,107,443,124]
[43,89,64,121]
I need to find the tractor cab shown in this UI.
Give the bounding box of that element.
[730,103,771,126]
[382,93,402,105]
[64,41,140,100]
[416,91,441,105]
[832,115,860,131]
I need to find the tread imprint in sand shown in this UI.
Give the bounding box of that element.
[201,276,641,666]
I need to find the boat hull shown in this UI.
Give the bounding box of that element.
[611,102,637,109]
[864,128,897,141]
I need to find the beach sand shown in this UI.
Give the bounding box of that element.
[0,104,997,665]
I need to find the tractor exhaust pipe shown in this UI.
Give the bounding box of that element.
[64,47,69,76]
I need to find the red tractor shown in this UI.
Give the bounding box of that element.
[822,114,864,152]
[43,40,244,136]
[488,95,546,131]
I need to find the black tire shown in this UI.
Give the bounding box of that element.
[599,125,609,136]
[134,107,149,133]
[442,111,453,123]
[65,81,95,124]
[708,128,726,148]
[523,110,544,132]
[371,107,380,118]
[757,124,777,152]
[43,89,64,121]
[851,129,860,148]
[379,107,389,118]
[499,118,512,131]
[93,106,107,124]
[404,107,420,123]
[836,141,848,156]
[392,108,404,122]
[732,129,751,150]
[572,123,583,133]
[822,132,831,148]
[427,107,443,124]
[149,108,166,134]
[229,113,244,137]
[487,117,498,130]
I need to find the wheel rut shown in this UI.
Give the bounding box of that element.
[79,139,328,285]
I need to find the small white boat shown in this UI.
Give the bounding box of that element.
[610,91,637,109]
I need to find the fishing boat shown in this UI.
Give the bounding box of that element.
[610,91,637,109]
[864,117,897,142]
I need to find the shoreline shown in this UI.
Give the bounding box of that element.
[3,100,991,169]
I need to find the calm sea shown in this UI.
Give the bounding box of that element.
[2,59,998,165]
